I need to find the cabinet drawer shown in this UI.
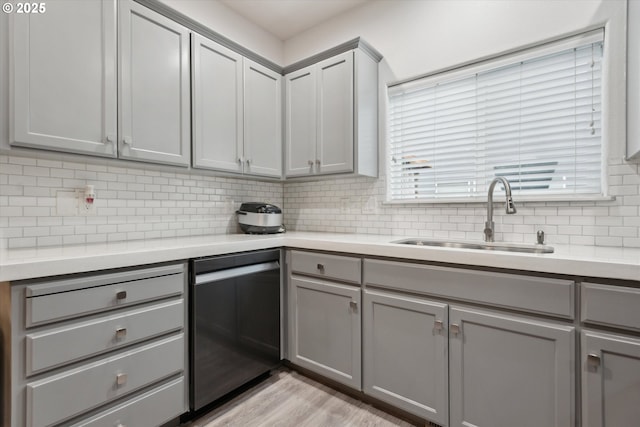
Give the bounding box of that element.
[25,264,184,327]
[70,377,185,427]
[290,250,361,284]
[582,283,640,332]
[26,299,184,376]
[364,259,574,319]
[26,334,184,427]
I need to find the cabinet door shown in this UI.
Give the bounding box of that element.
[289,276,361,389]
[316,51,354,175]
[285,66,316,177]
[582,330,640,427]
[243,59,282,178]
[363,290,448,425]
[449,306,574,427]
[12,0,117,157]
[119,0,190,166]
[191,34,243,173]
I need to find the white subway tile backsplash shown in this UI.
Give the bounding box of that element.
[2,152,639,249]
[283,156,640,248]
[0,153,283,248]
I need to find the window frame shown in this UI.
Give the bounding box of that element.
[385,29,611,205]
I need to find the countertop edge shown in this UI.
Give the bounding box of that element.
[1,233,638,283]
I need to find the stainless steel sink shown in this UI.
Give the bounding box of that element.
[392,238,554,254]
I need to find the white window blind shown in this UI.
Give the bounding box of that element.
[388,30,603,201]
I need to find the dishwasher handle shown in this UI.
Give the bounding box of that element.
[194,261,280,285]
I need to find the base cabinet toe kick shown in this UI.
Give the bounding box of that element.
[286,249,640,427]
[4,263,189,427]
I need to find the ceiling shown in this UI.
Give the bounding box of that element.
[219,0,371,40]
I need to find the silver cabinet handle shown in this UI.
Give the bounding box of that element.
[450,323,461,335]
[350,301,358,310]
[246,159,251,166]
[116,373,128,386]
[316,159,321,166]
[122,136,132,146]
[308,160,314,166]
[115,327,127,339]
[587,353,601,367]
[434,320,443,331]
[238,158,242,164]
[316,263,324,272]
[116,291,127,300]
[105,135,115,144]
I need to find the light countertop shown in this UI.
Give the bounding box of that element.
[1,232,639,282]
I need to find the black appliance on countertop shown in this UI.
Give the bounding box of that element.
[236,203,284,234]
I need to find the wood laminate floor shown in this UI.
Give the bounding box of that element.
[187,368,416,427]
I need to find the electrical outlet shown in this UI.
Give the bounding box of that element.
[225,198,236,214]
[340,197,349,213]
[363,196,378,214]
[78,189,97,216]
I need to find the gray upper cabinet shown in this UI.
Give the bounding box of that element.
[449,306,574,427]
[285,65,316,176]
[192,36,281,178]
[243,59,282,178]
[11,0,118,157]
[363,289,448,425]
[317,52,354,175]
[285,48,378,178]
[119,0,190,167]
[191,34,244,173]
[582,330,640,427]
[628,0,640,160]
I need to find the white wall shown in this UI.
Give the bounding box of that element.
[285,0,624,80]
[160,0,283,64]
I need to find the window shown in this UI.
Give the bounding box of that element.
[388,30,603,202]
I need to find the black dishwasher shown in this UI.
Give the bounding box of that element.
[190,249,281,412]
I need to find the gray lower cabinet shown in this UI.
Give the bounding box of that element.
[288,275,361,389]
[449,306,575,427]
[580,281,640,427]
[9,263,188,427]
[363,289,448,425]
[581,330,640,427]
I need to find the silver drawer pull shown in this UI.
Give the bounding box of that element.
[116,373,128,386]
[587,353,601,367]
[116,291,127,300]
[115,327,127,339]
[450,323,461,335]
[349,301,358,310]
[434,320,443,331]
[317,263,325,272]
[116,424,126,427]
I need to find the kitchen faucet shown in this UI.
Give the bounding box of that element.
[484,177,517,242]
